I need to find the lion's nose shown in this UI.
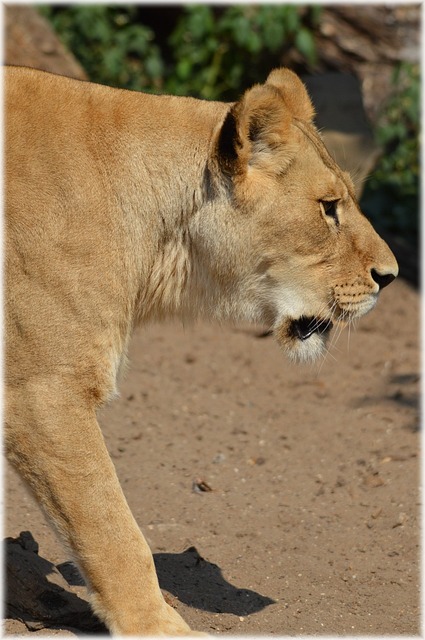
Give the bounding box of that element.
[370,268,396,290]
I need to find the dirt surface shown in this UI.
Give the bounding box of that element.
[5,276,420,636]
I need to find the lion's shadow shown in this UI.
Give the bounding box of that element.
[6,532,274,634]
[154,546,275,615]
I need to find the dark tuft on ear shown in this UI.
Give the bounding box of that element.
[217,107,240,175]
[248,114,263,144]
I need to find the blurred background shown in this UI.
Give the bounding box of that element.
[5,4,420,283]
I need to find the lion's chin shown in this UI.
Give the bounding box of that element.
[274,315,333,363]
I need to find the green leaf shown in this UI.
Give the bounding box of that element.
[295,27,316,64]
[176,58,192,81]
[145,55,163,79]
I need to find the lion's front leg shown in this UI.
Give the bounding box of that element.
[5,380,194,636]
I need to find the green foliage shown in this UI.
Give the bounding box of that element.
[166,5,319,99]
[38,5,319,98]
[360,63,419,244]
[38,6,164,90]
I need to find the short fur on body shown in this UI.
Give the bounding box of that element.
[5,66,397,635]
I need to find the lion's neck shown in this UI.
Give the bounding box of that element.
[112,93,228,323]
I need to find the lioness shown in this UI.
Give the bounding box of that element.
[5,65,397,635]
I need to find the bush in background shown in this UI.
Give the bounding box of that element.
[38,5,320,98]
[163,5,319,99]
[39,6,165,90]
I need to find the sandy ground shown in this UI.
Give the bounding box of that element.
[5,276,420,636]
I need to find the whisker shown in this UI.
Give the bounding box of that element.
[313,298,342,376]
[315,340,337,376]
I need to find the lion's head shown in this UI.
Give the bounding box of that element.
[195,68,398,362]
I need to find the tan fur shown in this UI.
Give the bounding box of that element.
[5,66,397,635]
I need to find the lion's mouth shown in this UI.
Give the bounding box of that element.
[289,315,333,341]
[274,313,335,362]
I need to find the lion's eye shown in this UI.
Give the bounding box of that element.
[320,200,340,227]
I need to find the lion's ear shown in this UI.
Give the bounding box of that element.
[266,68,315,122]
[217,82,298,177]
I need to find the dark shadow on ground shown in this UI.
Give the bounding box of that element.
[5,531,107,634]
[154,546,275,615]
[6,532,274,634]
